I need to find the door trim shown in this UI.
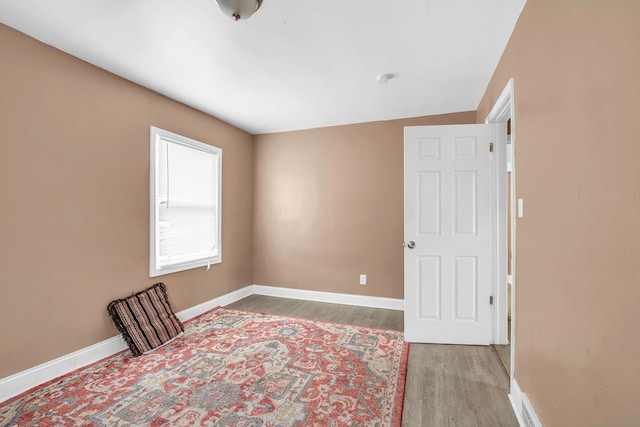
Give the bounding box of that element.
[485,78,516,384]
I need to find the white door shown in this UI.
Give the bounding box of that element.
[404,124,494,344]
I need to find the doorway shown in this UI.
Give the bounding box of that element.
[485,79,516,384]
[402,79,516,384]
[493,118,512,373]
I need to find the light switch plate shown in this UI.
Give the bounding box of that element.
[517,198,524,218]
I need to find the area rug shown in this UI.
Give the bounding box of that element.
[0,307,409,426]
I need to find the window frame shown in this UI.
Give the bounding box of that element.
[149,126,222,277]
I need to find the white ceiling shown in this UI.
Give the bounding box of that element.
[0,0,526,135]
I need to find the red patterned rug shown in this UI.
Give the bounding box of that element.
[0,307,409,426]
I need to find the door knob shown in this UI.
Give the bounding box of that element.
[407,241,416,249]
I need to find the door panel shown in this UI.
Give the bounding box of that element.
[453,256,477,320]
[404,124,493,344]
[418,172,440,234]
[454,171,477,234]
[418,255,441,319]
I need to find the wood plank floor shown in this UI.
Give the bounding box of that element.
[493,318,511,375]
[227,295,518,427]
[493,344,511,374]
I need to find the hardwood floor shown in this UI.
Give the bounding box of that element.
[493,343,511,374]
[493,318,512,375]
[226,295,518,427]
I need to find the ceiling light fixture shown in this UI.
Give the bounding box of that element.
[215,0,263,21]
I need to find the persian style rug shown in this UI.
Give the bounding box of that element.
[0,307,409,426]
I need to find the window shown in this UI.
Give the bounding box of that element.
[149,126,221,277]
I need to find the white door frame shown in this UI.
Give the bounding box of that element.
[490,117,508,346]
[485,78,516,383]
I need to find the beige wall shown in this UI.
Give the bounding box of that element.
[0,24,254,378]
[253,112,475,299]
[5,2,639,423]
[477,1,640,426]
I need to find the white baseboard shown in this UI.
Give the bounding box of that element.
[510,379,543,427]
[0,285,253,403]
[0,285,401,403]
[176,285,254,322]
[0,335,127,404]
[509,379,526,426]
[252,284,404,311]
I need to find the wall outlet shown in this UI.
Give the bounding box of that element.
[359,274,367,285]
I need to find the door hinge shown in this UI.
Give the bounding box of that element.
[489,143,494,153]
[489,296,494,305]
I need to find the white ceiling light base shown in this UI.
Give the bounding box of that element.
[376,73,395,84]
[215,0,263,21]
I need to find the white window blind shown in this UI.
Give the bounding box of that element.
[150,127,221,277]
